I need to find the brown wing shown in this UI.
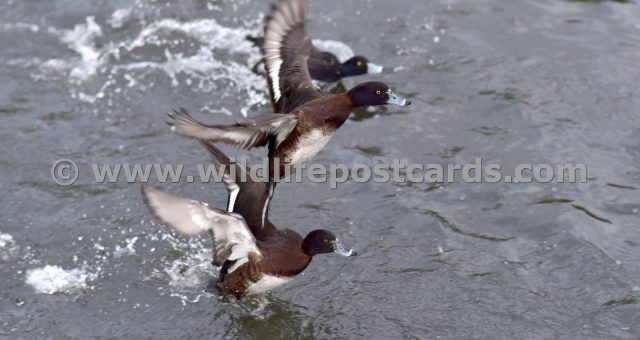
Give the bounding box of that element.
[262,0,321,113]
[167,108,298,150]
[141,186,263,268]
[199,141,279,239]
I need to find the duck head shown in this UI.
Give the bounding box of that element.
[302,229,357,257]
[340,56,384,77]
[347,81,411,107]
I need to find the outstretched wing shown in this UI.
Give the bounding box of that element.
[167,108,298,150]
[142,186,262,272]
[262,0,320,112]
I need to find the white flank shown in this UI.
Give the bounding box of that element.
[288,129,333,165]
[246,275,290,295]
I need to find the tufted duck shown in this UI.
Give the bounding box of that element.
[261,0,392,113]
[247,0,382,85]
[167,0,411,227]
[141,142,355,299]
[167,80,409,226]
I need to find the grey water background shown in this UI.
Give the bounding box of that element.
[1,0,639,338]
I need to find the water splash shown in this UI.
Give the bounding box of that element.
[5,9,368,117]
[7,10,268,116]
[58,16,105,83]
[0,232,19,261]
[163,242,213,290]
[25,265,98,295]
[152,232,217,305]
[113,236,139,258]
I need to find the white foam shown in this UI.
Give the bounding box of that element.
[0,233,15,248]
[113,236,138,258]
[109,45,265,114]
[26,265,97,295]
[164,247,212,289]
[1,22,40,33]
[48,15,265,113]
[58,16,105,83]
[108,8,134,29]
[123,18,258,58]
[0,232,18,261]
[3,10,267,112]
[138,231,219,304]
[6,11,364,116]
[202,105,233,116]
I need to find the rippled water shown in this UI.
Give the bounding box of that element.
[1,0,639,338]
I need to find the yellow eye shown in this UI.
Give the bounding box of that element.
[356,61,364,67]
[323,239,329,245]
[376,90,381,95]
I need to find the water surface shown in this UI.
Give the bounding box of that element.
[1,0,639,338]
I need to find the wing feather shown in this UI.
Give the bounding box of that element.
[262,0,318,112]
[141,186,262,270]
[167,108,298,150]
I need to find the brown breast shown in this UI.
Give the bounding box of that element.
[271,94,354,177]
